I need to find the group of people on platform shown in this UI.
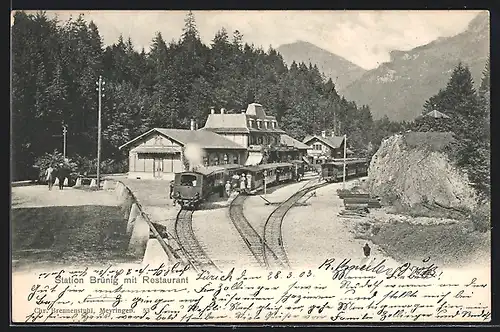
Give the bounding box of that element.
[224,172,254,197]
[44,163,70,191]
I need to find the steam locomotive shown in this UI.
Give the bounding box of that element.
[172,161,305,209]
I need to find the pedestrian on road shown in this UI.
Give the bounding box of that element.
[45,164,55,191]
[57,163,67,190]
[363,243,371,258]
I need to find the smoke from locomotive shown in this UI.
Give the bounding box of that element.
[184,143,204,171]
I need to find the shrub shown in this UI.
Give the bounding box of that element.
[469,201,491,233]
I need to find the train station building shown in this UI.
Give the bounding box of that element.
[119,102,310,180]
[118,127,247,180]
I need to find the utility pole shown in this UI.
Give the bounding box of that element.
[343,134,347,190]
[95,75,105,189]
[62,124,67,159]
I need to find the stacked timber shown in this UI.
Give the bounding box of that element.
[337,189,381,218]
[344,197,381,208]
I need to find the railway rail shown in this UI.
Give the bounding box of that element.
[174,208,220,273]
[229,195,286,269]
[229,177,327,270]
[263,179,328,269]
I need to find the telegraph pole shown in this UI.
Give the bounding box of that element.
[343,134,347,190]
[62,124,67,159]
[96,75,105,189]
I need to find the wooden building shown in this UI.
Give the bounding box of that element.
[303,131,353,165]
[118,126,247,180]
[279,134,310,162]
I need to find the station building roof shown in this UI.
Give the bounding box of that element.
[119,128,246,151]
[303,134,345,149]
[280,134,310,150]
[202,103,285,134]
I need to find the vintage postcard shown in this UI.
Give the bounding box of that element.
[10,9,491,325]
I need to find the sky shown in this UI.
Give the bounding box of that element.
[16,10,485,70]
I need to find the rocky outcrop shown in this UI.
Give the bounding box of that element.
[367,132,477,211]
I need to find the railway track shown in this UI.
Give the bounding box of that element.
[229,195,286,269]
[263,179,328,269]
[229,177,327,270]
[174,208,220,273]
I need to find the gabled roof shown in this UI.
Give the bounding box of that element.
[303,135,345,149]
[280,134,309,150]
[425,110,451,119]
[119,128,246,150]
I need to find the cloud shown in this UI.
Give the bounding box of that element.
[19,10,484,69]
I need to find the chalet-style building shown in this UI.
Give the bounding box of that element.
[279,134,310,162]
[118,125,246,180]
[303,131,353,164]
[202,103,287,165]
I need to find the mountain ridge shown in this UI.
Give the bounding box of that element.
[276,40,367,91]
[340,12,489,121]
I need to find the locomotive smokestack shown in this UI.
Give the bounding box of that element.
[190,119,195,131]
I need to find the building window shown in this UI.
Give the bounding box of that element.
[233,155,239,164]
[203,156,208,167]
[257,120,261,129]
[258,136,263,144]
[223,154,229,164]
[313,143,322,151]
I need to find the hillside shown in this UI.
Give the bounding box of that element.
[277,41,367,91]
[340,12,490,121]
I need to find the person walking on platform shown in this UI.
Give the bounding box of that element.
[45,164,55,191]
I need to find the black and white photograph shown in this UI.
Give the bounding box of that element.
[10,9,491,324]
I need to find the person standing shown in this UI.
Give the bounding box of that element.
[363,243,371,258]
[57,163,66,190]
[169,180,174,199]
[225,180,231,198]
[45,164,55,191]
[246,173,252,191]
[239,173,246,193]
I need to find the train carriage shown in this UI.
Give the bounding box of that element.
[173,161,301,209]
[290,160,306,181]
[320,158,368,183]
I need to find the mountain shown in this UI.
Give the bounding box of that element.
[277,41,367,91]
[340,12,490,122]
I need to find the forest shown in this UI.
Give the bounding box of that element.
[11,11,403,180]
[11,11,489,199]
